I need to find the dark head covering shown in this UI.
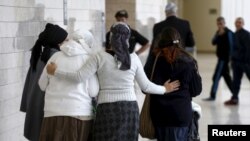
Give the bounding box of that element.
[110,22,131,70]
[30,23,68,71]
[115,10,129,18]
[38,23,68,46]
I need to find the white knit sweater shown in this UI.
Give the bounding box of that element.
[55,51,167,104]
[39,40,99,117]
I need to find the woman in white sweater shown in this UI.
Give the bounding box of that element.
[38,29,98,141]
[46,22,180,141]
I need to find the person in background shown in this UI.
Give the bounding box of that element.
[38,29,99,141]
[224,17,250,105]
[145,2,195,76]
[106,10,149,55]
[20,23,68,141]
[145,27,202,141]
[46,22,180,141]
[203,17,234,101]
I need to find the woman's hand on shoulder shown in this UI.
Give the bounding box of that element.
[46,62,57,75]
[164,79,180,93]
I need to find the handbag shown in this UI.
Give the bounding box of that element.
[139,52,161,139]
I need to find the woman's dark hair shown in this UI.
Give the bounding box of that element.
[153,27,192,64]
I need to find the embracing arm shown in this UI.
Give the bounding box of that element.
[39,53,60,91]
[87,74,99,97]
[135,56,166,94]
[39,67,49,91]
[54,54,99,83]
[135,55,180,94]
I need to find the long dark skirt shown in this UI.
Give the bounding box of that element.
[39,116,93,141]
[93,101,139,141]
[155,126,189,141]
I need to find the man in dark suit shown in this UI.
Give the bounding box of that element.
[145,2,195,72]
[224,17,250,105]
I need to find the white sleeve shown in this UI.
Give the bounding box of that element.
[55,54,99,83]
[87,74,99,97]
[134,56,166,95]
[38,53,59,91]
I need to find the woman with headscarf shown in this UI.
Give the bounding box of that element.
[144,27,202,141]
[38,29,98,141]
[46,22,180,141]
[20,23,68,141]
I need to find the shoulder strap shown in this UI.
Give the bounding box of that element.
[150,52,161,80]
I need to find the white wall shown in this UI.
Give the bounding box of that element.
[0,0,104,141]
[135,0,167,41]
[222,0,250,31]
[183,0,221,52]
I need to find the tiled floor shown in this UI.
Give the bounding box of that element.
[137,53,250,141]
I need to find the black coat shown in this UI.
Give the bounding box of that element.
[145,16,195,74]
[212,27,234,61]
[145,52,202,127]
[232,28,250,63]
[20,48,58,141]
[152,16,195,49]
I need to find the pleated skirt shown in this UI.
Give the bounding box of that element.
[39,116,93,141]
[93,101,139,141]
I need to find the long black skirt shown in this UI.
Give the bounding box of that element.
[155,126,189,141]
[93,101,139,141]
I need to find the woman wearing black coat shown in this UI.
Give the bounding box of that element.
[144,27,202,141]
[20,23,68,141]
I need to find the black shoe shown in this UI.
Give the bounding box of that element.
[224,99,239,105]
[202,97,215,101]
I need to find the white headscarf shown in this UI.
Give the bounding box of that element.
[71,29,95,54]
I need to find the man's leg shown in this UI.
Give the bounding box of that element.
[203,60,224,101]
[244,63,250,81]
[222,61,233,94]
[224,61,243,105]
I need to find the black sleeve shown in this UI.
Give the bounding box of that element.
[133,30,149,46]
[244,32,250,63]
[189,61,202,97]
[145,25,157,74]
[212,32,219,45]
[105,32,111,48]
[185,21,195,47]
[144,54,156,79]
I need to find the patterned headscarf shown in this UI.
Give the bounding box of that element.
[110,22,131,70]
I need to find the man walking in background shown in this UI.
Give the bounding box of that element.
[105,10,149,55]
[144,2,195,72]
[224,17,250,105]
[203,17,234,101]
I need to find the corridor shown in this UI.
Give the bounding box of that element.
[1,0,250,140]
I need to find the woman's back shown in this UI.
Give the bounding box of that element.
[39,40,98,117]
[150,52,195,127]
[94,51,149,103]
